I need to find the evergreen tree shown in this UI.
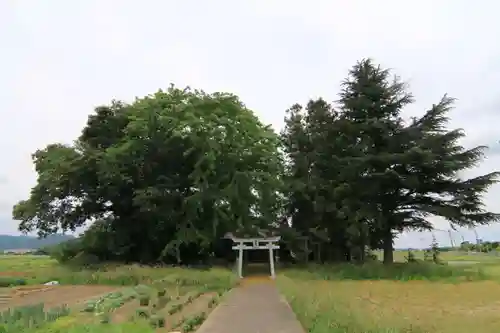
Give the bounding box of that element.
[281,104,313,238]
[337,59,414,263]
[281,97,372,262]
[337,59,500,263]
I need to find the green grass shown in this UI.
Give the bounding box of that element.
[0,255,56,270]
[375,249,500,263]
[0,255,237,286]
[29,320,157,333]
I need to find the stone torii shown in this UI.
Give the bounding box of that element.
[228,235,281,279]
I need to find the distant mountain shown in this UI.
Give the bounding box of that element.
[0,234,74,251]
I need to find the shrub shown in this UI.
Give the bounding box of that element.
[0,278,26,287]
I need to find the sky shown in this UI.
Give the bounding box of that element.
[1,0,499,248]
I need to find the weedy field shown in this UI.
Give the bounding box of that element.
[4,252,500,332]
[277,251,500,333]
[0,255,237,333]
[0,255,182,287]
[374,249,500,264]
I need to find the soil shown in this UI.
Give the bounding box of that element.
[110,289,217,332]
[111,288,189,323]
[159,292,216,332]
[0,285,119,311]
[111,295,150,323]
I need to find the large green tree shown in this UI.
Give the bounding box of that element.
[281,98,370,262]
[13,86,282,264]
[338,59,500,263]
[281,59,500,264]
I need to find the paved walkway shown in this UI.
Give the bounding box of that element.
[196,280,304,333]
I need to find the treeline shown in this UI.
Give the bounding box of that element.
[12,59,500,265]
[459,241,500,253]
[0,234,73,251]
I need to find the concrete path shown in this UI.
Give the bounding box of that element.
[196,280,304,333]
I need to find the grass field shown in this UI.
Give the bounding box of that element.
[277,250,500,333]
[2,251,500,332]
[374,249,500,263]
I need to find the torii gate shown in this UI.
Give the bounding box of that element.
[230,236,281,279]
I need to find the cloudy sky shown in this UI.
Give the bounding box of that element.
[1,0,499,248]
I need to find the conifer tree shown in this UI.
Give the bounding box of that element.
[338,59,500,263]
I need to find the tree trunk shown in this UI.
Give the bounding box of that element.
[176,244,181,265]
[383,228,394,264]
[317,243,322,263]
[304,238,309,264]
[360,238,366,263]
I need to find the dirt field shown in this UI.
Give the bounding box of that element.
[161,292,216,332]
[0,285,119,311]
[108,287,218,332]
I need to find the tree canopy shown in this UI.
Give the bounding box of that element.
[13,86,282,264]
[12,60,500,265]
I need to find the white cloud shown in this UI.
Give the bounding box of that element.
[1,0,499,247]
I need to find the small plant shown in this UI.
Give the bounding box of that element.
[182,312,207,332]
[156,295,171,309]
[0,278,26,287]
[139,295,150,306]
[45,305,70,321]
[82,289,136,315]
[149,315,166,328]
[168,303,183,315]
[99,311,111,324]
[136,307,150,319]
[186,292,202,303]
[82,301,96,313]
[208,296,218,309]
[157,289,166,297]
[0,303,71,332]
[423,249,431,261]
[430,236,441,264]
[405,250,417,263]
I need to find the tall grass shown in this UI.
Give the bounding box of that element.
[282,261,487,281]
[0,303,70,333]
[278,262,498,333]
[279,276,425,333]
[29,320,156,333]
[0,256,238,286]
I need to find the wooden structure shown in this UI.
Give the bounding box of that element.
[229,236,281,279]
